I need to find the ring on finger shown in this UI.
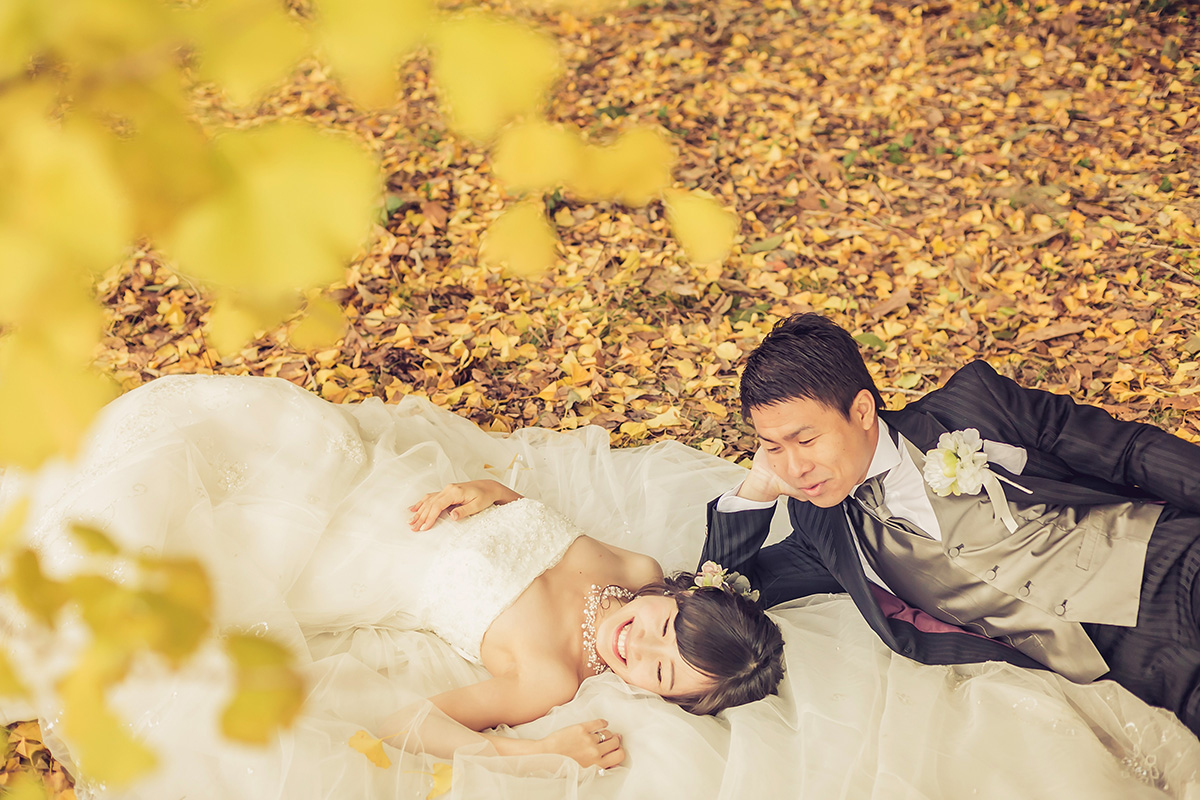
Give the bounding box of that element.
[595,731,608,743]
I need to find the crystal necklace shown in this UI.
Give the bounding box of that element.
[581,584,633,675]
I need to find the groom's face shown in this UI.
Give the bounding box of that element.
[751,389,878,507]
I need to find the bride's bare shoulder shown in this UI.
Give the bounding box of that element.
[560,536,663,587]
[599,541,663,587]
[627,550,664,587]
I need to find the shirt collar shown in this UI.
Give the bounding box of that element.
[855,417,901,492]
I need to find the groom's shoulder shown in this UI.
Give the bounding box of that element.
[944,359,1001,385]
[926,360,1014,400]
[900,361,1019,426]
[909,360,1002,406]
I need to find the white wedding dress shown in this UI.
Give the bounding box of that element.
[2,375,1198,800]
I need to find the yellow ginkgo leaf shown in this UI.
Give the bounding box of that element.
[35,0,173,72]
[69,523,121,556]
[222,685,306,745]
[202,291,303,358]
[203,296,268,358]
[0,228,53,325]
[0,85,133,278]
[10,549,68,626]
[511,0,622,11]
[138,557,214,621]
[713,341,741,362]
[70,575,162,656]
[491,119,583,194]
[86,76,221,239]
[140,596,210,665]
[571,125,676,206]
[136,557,214,664]
[185,0,308,106]
[430,11,561,142]
[0,329,119,469]
[69,568,209,666]
[428,763,453,800]
[225,632,296,670]
[221,633,305,744]
[610,128,676,206]
[0,771,49,800]
[10,283,107,366]
[0,496,30,551]
[59,645,158,786]
[349,730,392,768]
[166,122,381,295]
[479,201,558,277]
[0,0,37,82]
[315,0,433,108]
[663,188,738,265]
[0,647,29,699]
[290,294,348,352]
[569,127,675,206]
[645,406,686,430]
[619,420,648,438]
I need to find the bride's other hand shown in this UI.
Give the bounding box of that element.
[537,719,624,769]
[409,480,522,530]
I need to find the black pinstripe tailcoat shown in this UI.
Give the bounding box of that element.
[701,360,1200,672]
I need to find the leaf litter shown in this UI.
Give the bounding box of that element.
[8,0,1200,791]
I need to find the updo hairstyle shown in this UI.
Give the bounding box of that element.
[633,571,785,715]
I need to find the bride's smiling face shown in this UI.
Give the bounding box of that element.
[594,594,712,699]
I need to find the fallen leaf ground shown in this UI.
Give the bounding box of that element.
[5,0,1199,792]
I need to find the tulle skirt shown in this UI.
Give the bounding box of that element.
[2,375,1197,799]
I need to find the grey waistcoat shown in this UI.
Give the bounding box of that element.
[847,438,1162,683]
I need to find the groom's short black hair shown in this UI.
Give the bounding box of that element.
[740,313,884,419]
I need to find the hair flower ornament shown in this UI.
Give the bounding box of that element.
[922,428,1032,533]
[695,561,760,602]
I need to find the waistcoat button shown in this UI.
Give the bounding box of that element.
[1018,581,1032,597]
[985,566,998,580]
[1055,600,1068,616]
[947,545,963,559]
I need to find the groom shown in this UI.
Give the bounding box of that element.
[702,312,1200,736]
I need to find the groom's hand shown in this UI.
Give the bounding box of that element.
[409,480,522,531]
[737,447,799,503]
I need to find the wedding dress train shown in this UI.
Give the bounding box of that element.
[1,375,1197,799]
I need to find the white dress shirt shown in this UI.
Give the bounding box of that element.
[717,418,942,593]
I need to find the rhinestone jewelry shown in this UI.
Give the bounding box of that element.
[582,584,633,675]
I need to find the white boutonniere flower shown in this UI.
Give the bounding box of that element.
[923,429,1031,532]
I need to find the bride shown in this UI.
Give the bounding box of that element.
[2,374,1200,799]
[377,476,783,765]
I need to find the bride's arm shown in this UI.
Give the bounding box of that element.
[378,676,625,768]
[409,480,522,530]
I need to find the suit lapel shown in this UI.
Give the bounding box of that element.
[786,497,900,649]
[880,408,946,452]
[882,407,1139,507]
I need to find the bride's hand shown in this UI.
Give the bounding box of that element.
[409,480,522,530]
[536,719,624,769]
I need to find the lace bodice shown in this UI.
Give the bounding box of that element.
[418,498,582,663]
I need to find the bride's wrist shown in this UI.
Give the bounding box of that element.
[483,733,537,757]
[489,481,522,505]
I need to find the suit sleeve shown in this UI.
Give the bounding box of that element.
[702,498,843,608]
[947,361,1200,513]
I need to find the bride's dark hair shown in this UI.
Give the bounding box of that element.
[632,572,784,715]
